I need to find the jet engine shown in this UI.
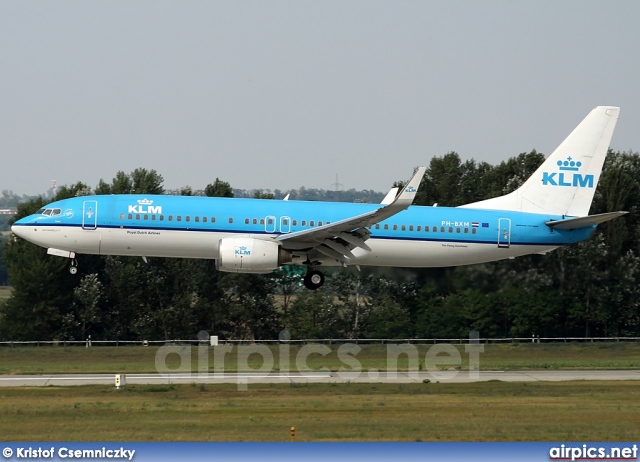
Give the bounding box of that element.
[216,237,292,273]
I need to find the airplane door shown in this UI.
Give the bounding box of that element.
[265,216,276,233]
[82,200,98,230]
[498,218,511,248]
[280,216,291,233]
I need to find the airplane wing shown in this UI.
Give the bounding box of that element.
[274,167,426,264]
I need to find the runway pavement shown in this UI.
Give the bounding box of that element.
[1,370,639,387]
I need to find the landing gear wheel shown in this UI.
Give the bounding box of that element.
[69,266,78,275]
[304,270,325,290]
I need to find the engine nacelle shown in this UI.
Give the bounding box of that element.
[216,237,292,273]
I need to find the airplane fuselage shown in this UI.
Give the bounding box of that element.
[12,194,592,268]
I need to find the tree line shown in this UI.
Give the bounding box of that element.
[1,151,640,341]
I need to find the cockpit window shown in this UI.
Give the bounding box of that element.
[37,208,63,216]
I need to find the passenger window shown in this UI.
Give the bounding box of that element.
[417,226,421,231]
[433,226,437,232]
[152,215,156,221]
[384,224,389,230]
[160,215,164,221]
[393,225,398,230]
[292,220,297,226]
[267,218,273,225]
[128,213,132,220]
[169,216,173,221]
[283,219,289,226]
[203,217,207,223]
[375,224,380,230]
[136,214,140,220]
[302,220,306,226]
[260,218,265,225]
[186,216,190,222]
[464,228,468,234]
[448,227,453,233]
[211,217,216,223]
[402,225,406,231]
[229,218,233,223]
[253,218,258,225]
[120,213,125,220]
[456,228,460,233]
[318,221,322,226]
[195,216,199,222]
[410,225,414,231]
[310,221,315,227]
[245,218,250,224]
[440,227,445,232]
[144,215,148,220]
[177,216,182,222]
[472,228,477,234]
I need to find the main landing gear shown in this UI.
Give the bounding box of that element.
[69,259,78,275]
[303,269,325,290]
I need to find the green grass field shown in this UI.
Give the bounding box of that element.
[0,381,637,441]
[0,342,639,374]
[1,340,638,441]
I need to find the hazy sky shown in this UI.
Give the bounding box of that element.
[1,1,638,196]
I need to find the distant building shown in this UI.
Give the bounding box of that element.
[0,209,17,215]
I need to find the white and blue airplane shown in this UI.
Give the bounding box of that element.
[12,106,625,290]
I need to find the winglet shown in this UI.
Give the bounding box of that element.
[393,167,426,208]
[380,187,399,205]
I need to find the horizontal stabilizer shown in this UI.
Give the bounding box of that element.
[545,211,628,230]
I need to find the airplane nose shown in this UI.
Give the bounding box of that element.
[11,222,27,239]
[11,223,21,238]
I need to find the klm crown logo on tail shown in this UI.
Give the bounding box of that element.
[541,157,594,188]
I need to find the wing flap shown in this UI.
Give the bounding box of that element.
[316,244,351,263]
[321,238,357,260]
[330,231,372,252]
